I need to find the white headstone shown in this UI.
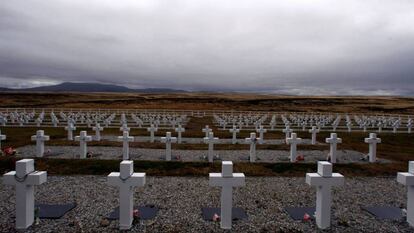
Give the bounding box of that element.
[75,131,92,158]
[175,125,185,144]
[397,161,414,227]
[286,133,302,162]
[256,126,267,144]
[107,161,145,230]
[325,133,342,163]
[64,123,76,141]
[30,130,50,157]
[92,123,104,141]
[209,161,245,229]
[283,125,293,139]
[147,124,158,143]
[245,133,258,162]
[308,126,320,145]
[161,132,177,161]
[120,123,130,132]
[203,132,219,162]
[3,159,47,230]
[306,161,344,229]
[364,133,381,163]
[117,131,134,160]
[229,125,240,144]
[202,125,212,138]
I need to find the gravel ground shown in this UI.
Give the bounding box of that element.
[16,145,382,163]
[0,176,411,232]
[101,136,318,145]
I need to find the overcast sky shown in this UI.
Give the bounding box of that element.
[1,0,414,95]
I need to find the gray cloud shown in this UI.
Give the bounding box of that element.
[1,0,414,95]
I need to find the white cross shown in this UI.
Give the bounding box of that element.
[256,125,267,144]
[54,117,60,126]
[147,124,158,143]
[75,131,92,159]
[397,161,414,227]
[377,121,383,133]
[204,132,219,162]
[306,161,344,229]
[209,161,245,229]
[35,118,42,127]
[107,161,145,230]
[245,133,258,162]
[0,130,6,149]
[202,125,212,138]
[120,123,130,132]
[346,122,352,132]
[309,126,320,145]
[325,133,342,163]
[282,125,293,139]
[64,123,76,141]
[92,123,104,141]
[175,125,185,144]
[229,125,240,144]
[286,133,302,162]
[3,159,47,230]
[364,133,381,163]
[117,131,134,160]
[161,132,177,161]
[30,130,50,157]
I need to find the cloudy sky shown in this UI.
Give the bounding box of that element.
[1,0,414,95]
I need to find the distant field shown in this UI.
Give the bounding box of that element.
[1,92,413,177]
[1,92,414,114]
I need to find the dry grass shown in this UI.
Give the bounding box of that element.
[1,92,414,114]
[1,92,414,176]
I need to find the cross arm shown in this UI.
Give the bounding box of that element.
[397,172,414,186]
[306,173,344,187]
[209,173,245,187]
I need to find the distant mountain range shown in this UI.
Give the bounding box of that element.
[0,82,187,93]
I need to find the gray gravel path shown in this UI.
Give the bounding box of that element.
[0,176,411,232]
[16,145,383,163]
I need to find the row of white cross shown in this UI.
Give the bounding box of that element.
[0,128,383,163]
[4,159,414,230]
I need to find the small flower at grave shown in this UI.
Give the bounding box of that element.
[133,209,140,218]
[212,213,220,222]
[3,147,16,156]
[303,213,311,221]
[296,155,304,162]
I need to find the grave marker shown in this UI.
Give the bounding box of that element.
[3,159,47,230]
[229,125,240,144]
[31,130,50,157]
[306,161,344,229]
[75,131,92,159]
[397,161,414,226]
[117,131,134,160]
[325,133,342,163]
[209,161,245,229]
[108,161,146,230]
[204,132,219,162]
[161,132,177,161]
[286,133,302,162]
[245,133,258,162]
[364,133,381,163]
